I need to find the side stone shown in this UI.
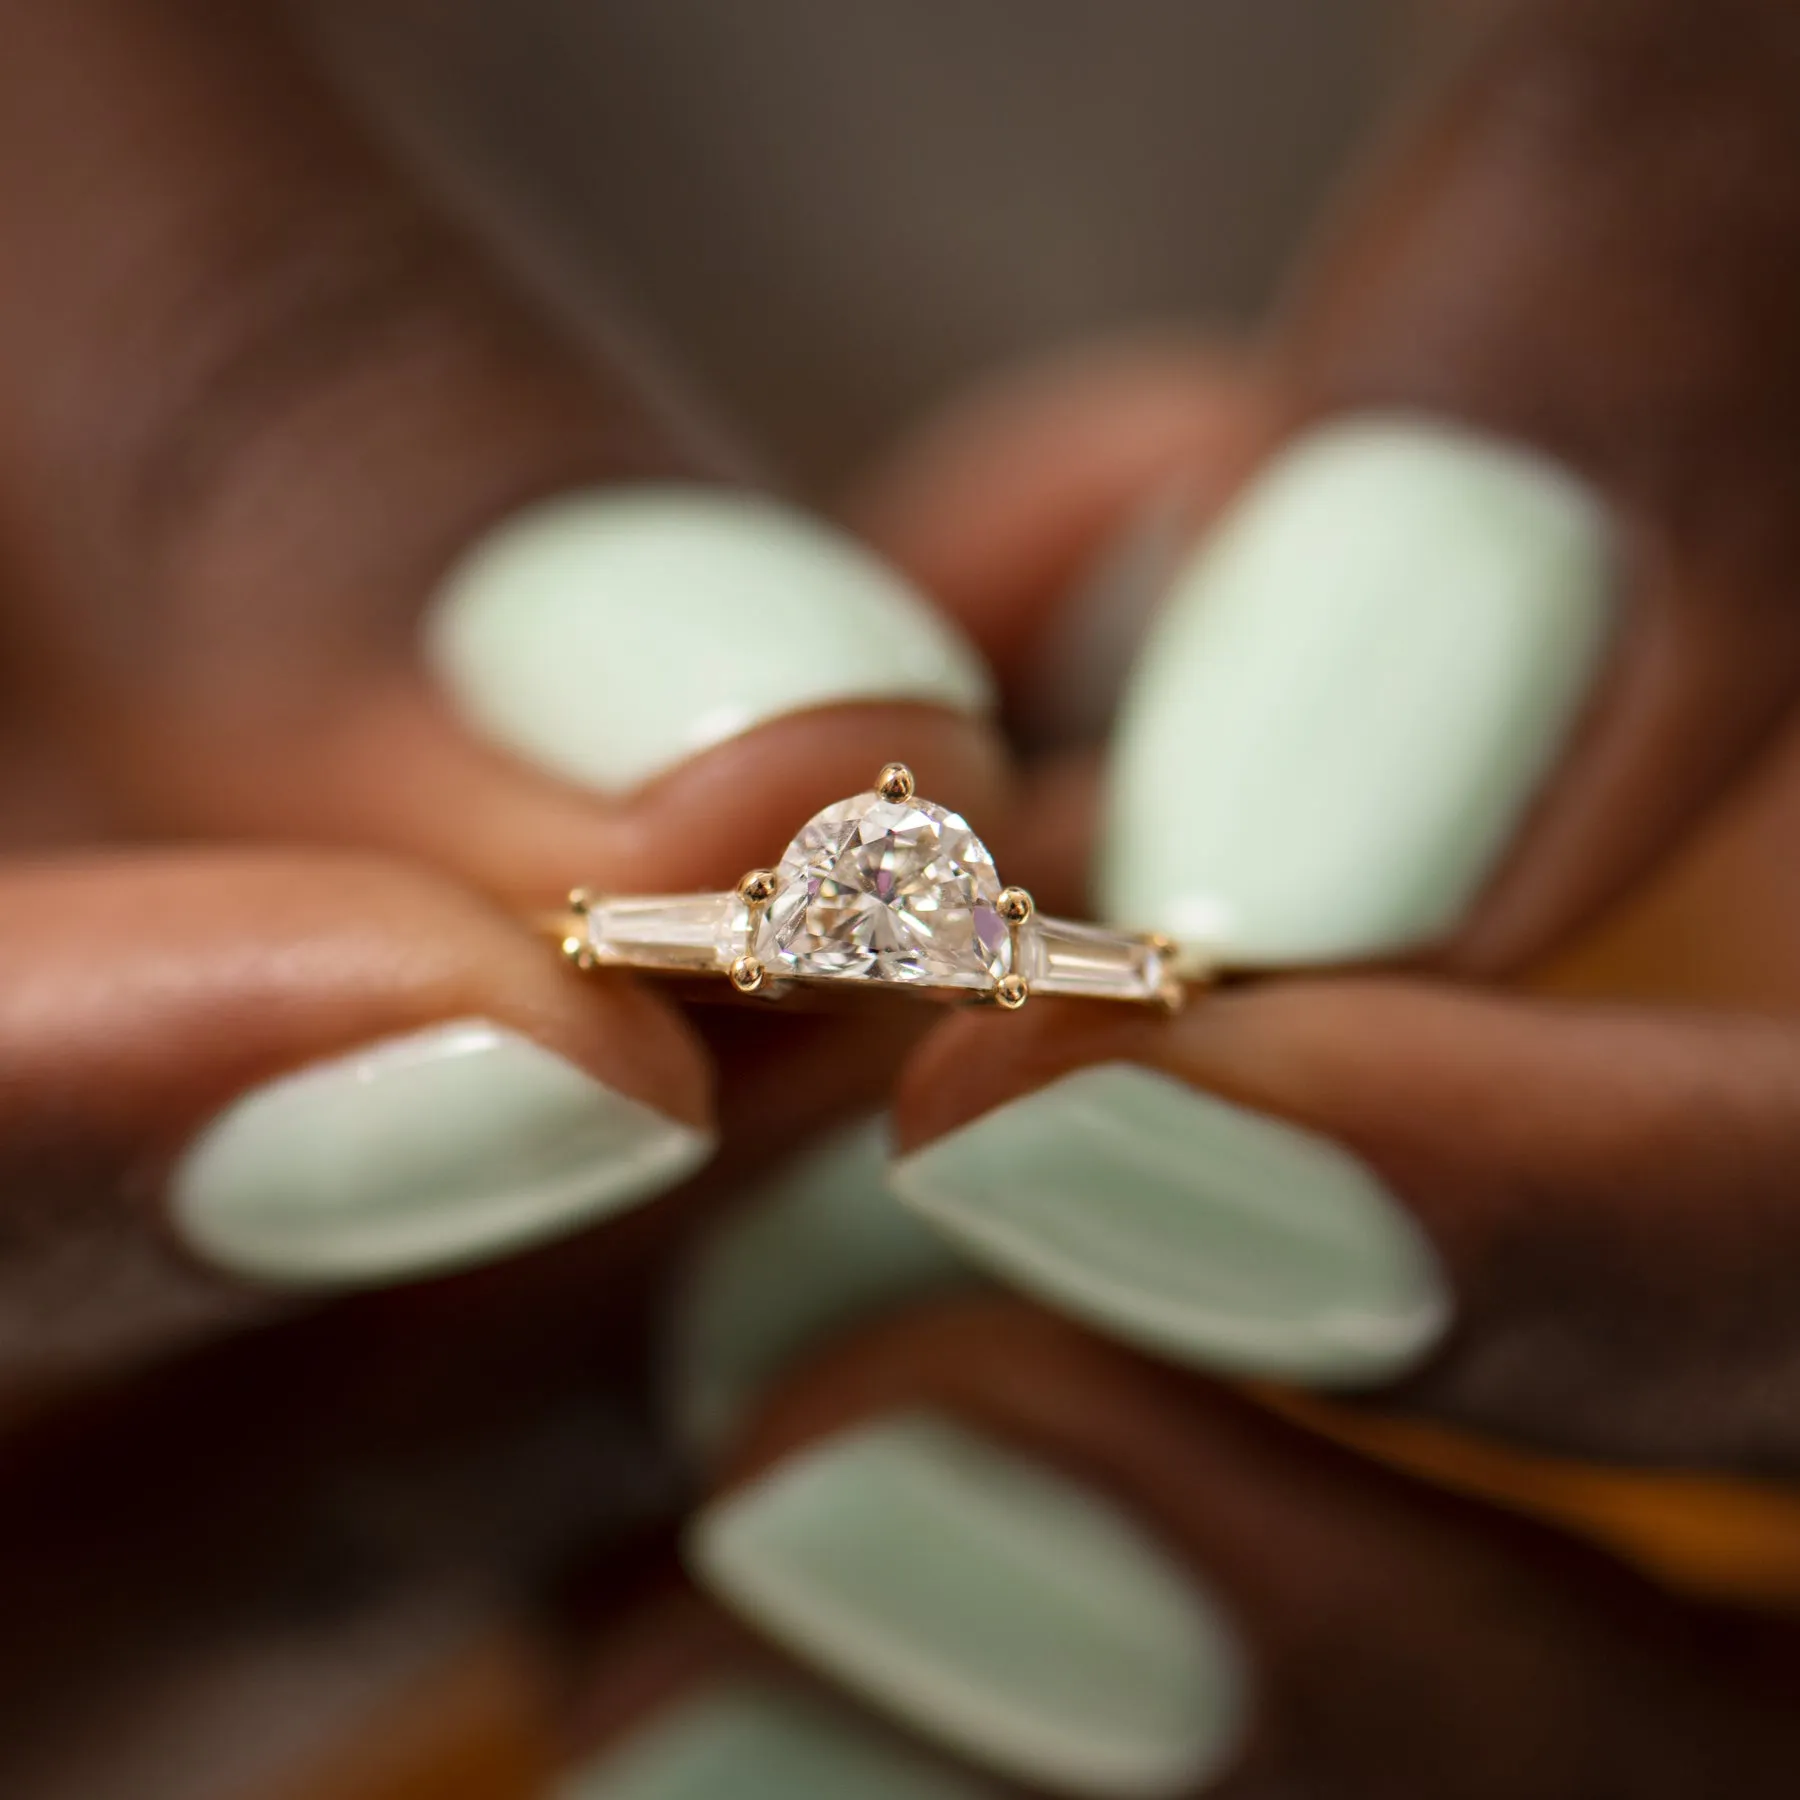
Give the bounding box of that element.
[1023,917,1168,1002]
[587,893,747,972]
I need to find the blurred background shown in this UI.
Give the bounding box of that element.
[311,0,1409,490]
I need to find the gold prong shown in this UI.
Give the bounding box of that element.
[735,870,779,982]
[561,935,597,972]
[568,888,596,916]
[997,886,1034,926]
[996,886,1035,1001]
[876,762,915,803]
[1148,933,1183,1014]
[737,868,779,905]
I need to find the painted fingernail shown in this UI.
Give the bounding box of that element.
[890,1063,1447,1386]
[688,1415,1247,1800]
[559,1684,993,1800]
[1102,418,1613,965]
[172,1018,711,1286]
[427,488,993,794]
[664,1116,973,1460]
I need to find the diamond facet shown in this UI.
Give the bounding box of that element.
[755,790,1009,988]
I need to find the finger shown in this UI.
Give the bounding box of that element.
[882,0,1800,977]
[0,1281,978,1799]
[1536,704,1800,1015]
[845,337,1277,688]
[556,1593,993,1800]
[0,850,714,1384]
[563,1681,992,1800]
[658,1114,976,1465]
[0,0,1002,905]
[889,975,1800,1469]
[844,348,1272,903]
[688,1299,1800,1800]
[1114,0,1800,974]
[0,1283,684,1798]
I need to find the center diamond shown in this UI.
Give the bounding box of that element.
[755,790,1010,988]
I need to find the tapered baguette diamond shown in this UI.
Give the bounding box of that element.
[586,893,746,971]
[755,790,1010,988]
[1022,916,1170,1002]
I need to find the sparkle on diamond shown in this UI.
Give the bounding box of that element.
[755,790,1010,987]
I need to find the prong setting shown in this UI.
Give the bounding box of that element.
[876,762,915,803]
[1149,934,1185,1014]
[991,884,1034,1010]
[735,866,780,983]
[561,890,600,968]
[997,886,1033,925]
[737,868,779,905]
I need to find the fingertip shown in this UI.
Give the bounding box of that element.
[845,336,1278,671]
[687,1409,1249,1800]
[602,701,1013,895]
[120,495,1013,910]
[155,857,721,1288]
[891,999,1155,1154]
[0,853,720,1304]
[423,487,995,800]
[891,1047,1448,1390]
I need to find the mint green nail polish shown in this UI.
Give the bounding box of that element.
[688,1415,1247,1800]
[890,1063,1447,1386]
[664,1116,972,1459]
[427,489,993,795]
[1103,418,1613,965]
[172,1019,711,1286]
[559,1685,993,1800]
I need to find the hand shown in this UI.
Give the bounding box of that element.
[0,0,1005,1389]
[586,2,1800,1794]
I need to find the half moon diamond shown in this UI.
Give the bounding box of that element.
[755,789,1010,988]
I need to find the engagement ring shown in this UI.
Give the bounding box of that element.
[549,764,1187,1011]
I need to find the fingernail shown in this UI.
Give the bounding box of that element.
[688,1415,1248,1800]
[1102,417,1613,965]
[172,1018,711,1286]
[560,1683,993,1800]
[426,488,993,794]
[890,1063,1447,1386]
[663,1116,973,1461]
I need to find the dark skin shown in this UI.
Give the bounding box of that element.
[4,0,1800,1794]
[0,0,1003,1391]
[732,0,1800,1791]
[696,1300,1800,1800]
[860,0,1800,1476]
